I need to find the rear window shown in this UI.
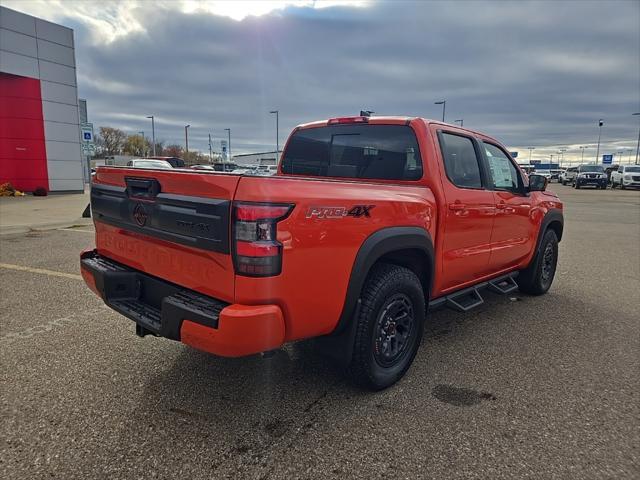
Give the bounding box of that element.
[281,125,422,180]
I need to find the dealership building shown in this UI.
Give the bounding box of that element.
[0,6,84,192]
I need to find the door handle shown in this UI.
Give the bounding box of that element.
[448,202,466,211]
[496,202,507,209]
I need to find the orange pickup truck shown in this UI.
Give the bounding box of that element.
[81,115,563,389]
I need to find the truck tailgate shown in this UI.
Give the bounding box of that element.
[91,167,240,303]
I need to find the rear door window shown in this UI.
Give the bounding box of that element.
[439,132,483,189]
[281,124,422,180]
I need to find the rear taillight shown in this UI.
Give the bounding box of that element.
[233,202,293,277]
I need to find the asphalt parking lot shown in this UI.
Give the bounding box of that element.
[1,186,639,479]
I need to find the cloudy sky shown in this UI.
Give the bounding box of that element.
[6,0,640,163]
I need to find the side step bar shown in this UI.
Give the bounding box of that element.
[428,272,519,313]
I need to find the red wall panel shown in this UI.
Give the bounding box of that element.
[0,138,47,160]
[0,74,42,99]
[0,73,48,191]
[0,97,46,120]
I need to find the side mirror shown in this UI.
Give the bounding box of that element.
[528,174,548,192]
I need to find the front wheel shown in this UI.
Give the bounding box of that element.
[350,264,425,390]
[517,229,559,295]
[621,182,626,190]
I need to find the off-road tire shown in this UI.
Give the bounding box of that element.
[517,229,559,295]
[349,264,425,390]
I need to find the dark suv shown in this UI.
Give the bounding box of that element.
[573,164,608,189]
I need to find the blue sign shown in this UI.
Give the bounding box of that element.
[510,151,518,158]
[602,154,613,164]
[83,132,92,140]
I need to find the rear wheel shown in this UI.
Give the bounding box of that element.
[517,229,558,295]
[350,264,425,390]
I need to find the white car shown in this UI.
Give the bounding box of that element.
[126,159,173,169]
[534,169,552,181]
[610,165,640,189]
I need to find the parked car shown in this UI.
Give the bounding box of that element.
[534,169,552,181]
[573,164,608,189]
[148,156,185,168]
[610,164,640,189]
[550,169,563,182]
[125,159,173,169]
[561,166,578,185]
[191,164,216,170]
[83,115,563,390]
[557,169,567,184]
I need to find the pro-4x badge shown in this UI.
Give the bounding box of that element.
[306,205,375,219]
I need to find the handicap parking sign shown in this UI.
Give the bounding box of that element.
[83,132,92,140]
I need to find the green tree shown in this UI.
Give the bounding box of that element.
[123,134,151,157]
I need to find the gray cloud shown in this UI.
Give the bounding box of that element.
[20,0,640,162]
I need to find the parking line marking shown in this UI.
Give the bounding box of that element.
[0,263,82,280]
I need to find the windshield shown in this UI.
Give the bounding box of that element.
[579,165,604,173]
[623,166,640,173]
[281,124,422,180]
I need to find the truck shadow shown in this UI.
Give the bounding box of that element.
[114,289,613,474]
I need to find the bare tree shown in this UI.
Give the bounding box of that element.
[98,127,127,156]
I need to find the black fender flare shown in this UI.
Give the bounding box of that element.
[529,208,564,267]
[314,226,434,364]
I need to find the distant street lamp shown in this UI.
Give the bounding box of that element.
[454,119,463,126]
[184,124,190,153]
[224,128,231,161]
[595,119,604,163]
[434,100,446,122]
[146,115,156,156]
[270,110,279,157]
[633,113,640,164]
[527,146,535,162]
[579,146,587,162]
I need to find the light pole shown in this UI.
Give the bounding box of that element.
[208,133,213,162]
[184,125,190,154]
[454,119,463,126]
[633,113,640,164]
[595,119,603,163]
[138,131,145,156]
[528,146,535,163]
[579,146,587,162]
[270,110,279,158]
[435,100,446,122]
[146,116,156,156]
[617,151,624,164]
[224,128,231,162]
[558,147,567,167]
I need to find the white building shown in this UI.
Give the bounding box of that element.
[232,151,281,167]
[0,6,84,192]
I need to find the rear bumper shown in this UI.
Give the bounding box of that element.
[80,250,284,357]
